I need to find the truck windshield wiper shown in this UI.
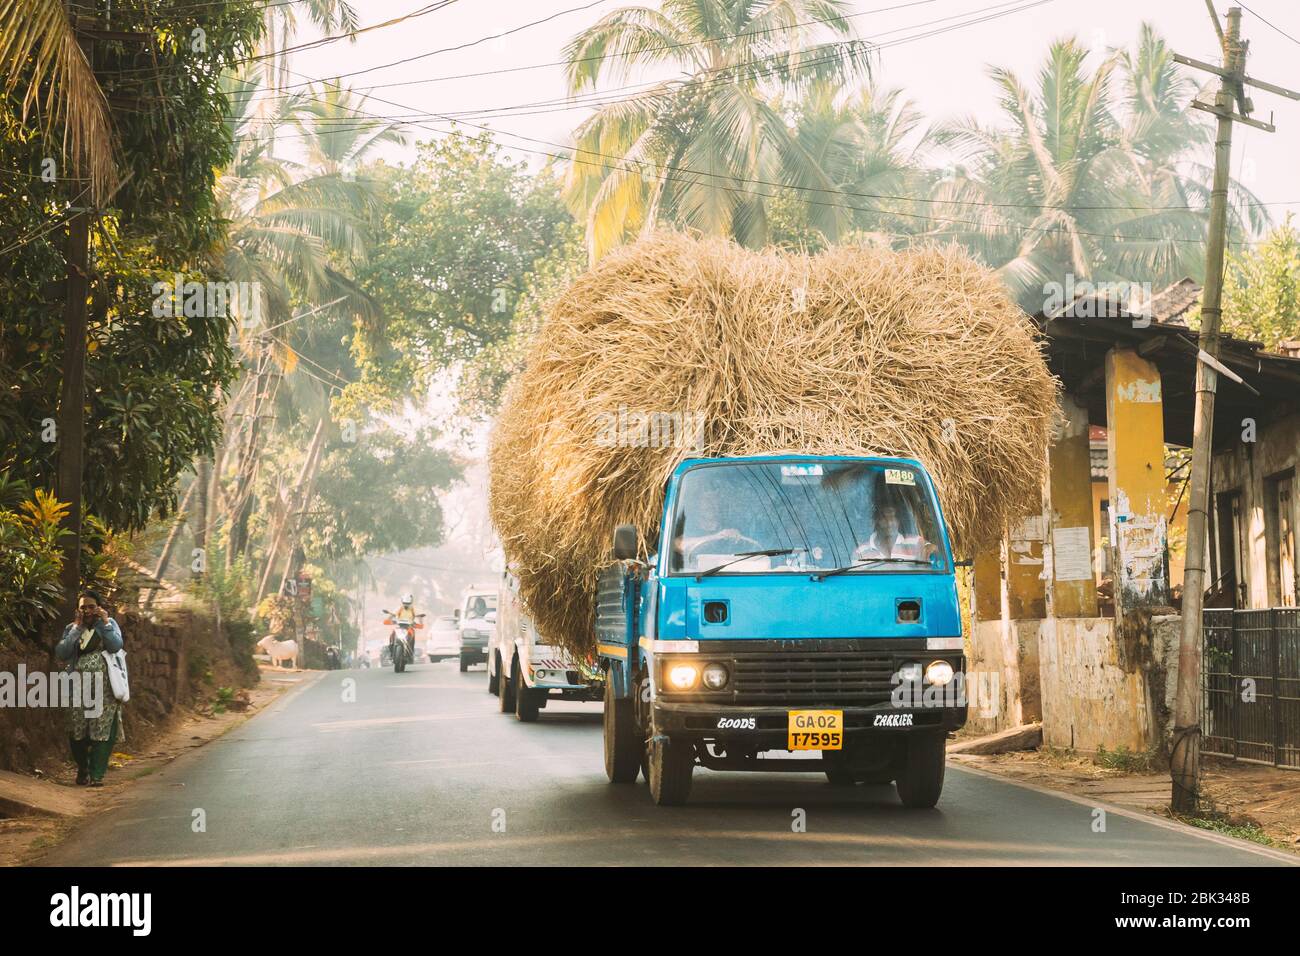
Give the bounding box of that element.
[696,548,795,580]
[811,557,925,581]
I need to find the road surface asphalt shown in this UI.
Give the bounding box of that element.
[40,661,1298,866]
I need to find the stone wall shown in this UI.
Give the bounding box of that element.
[0,609,188,773]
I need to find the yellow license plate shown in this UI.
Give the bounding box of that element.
[787,710,843,751]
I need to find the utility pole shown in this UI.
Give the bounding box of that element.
[55,201,91,629]
[1170,4,1300,813]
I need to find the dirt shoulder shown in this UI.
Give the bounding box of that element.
[950,748,1300,854]
[0,666,321,866]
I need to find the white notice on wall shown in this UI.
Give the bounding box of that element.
[1053,526,1093,581]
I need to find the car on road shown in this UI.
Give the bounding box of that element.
[458,587,497,672]
[424,614,461,663]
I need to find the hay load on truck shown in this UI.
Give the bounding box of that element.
[489,232,1058,807]
[490,567,604,722]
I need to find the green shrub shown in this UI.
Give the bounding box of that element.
[0,473,67,642]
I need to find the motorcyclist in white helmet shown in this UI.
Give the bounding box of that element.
[394,593,418,657]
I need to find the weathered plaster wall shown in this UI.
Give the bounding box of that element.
[966,619,1038,734]
[1036,614,1181,753]
[1038,617,1148,751]
[1211,411,1300,608]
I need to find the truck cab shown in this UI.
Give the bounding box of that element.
[491,568,604,721]
[597,454,967,806]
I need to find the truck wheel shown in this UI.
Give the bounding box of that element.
[603,678,640,784]
[488,655,499,694]
[458,655,469,673]
[515,663,541,722]
[499,661,517,713]
[894,734,946,808]
[647,735,694,806]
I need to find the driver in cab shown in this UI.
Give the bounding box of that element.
[673,487,762,570]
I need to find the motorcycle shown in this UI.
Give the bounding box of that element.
[382,611,424,673]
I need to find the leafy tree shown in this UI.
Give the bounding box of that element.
[1220,219,1300,350]
[353,134,575,407]
[457,220,587,417]
[0,1,264,534]
[768,83,934,250]
[293,425,460,563]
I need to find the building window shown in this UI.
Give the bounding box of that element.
[1265,471,1296,608]
[1213,491,1245,608]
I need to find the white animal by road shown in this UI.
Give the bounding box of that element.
[256,635,298,669]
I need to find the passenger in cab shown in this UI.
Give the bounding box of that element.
[854,502,939,563]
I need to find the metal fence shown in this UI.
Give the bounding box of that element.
[1203,607,1300,770]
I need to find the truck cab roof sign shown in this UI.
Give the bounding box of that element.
[780,463,823,478]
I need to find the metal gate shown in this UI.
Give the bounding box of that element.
[1203,607,1300,769]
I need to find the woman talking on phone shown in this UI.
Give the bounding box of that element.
[54,589,124,787]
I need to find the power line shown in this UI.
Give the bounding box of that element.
[0,185,94,257]
[260,0,938,96]
[230,0,1056,136]
[1239,1,1300,46]
[238,0,459,65]
[265,60,1271,247]
[288,0,615,84]
[104,0,458,77]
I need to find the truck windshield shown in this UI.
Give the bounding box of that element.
[667,460,948,575]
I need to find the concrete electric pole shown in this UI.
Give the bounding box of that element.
[1169,3,1300,814]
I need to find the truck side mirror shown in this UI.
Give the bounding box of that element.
[612,524,639,561]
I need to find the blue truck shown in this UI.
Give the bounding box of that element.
[596,454,967,807]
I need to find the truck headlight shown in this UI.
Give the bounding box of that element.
[925,660,955,686]
[534,668,548,680]
[898,662,922,683]
[667,663,699,690]
[701,663,729,690]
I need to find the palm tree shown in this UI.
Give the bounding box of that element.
[292,79,408,178]
[260,0,358,90]
[929,26,1267,308]
[562,0,873,259]
[0,0,116,201]
[213,70,392,564]
[771,82,933,248]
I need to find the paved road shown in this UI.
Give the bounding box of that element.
[42,663,1296,866]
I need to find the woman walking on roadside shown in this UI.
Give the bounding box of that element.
[55,590,124,787]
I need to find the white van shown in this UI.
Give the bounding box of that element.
[457,587,497,672]
[489,568,603,721]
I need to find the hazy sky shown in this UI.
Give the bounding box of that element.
[286,0,1300,227]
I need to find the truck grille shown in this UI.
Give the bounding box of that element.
[729,652,897,706]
